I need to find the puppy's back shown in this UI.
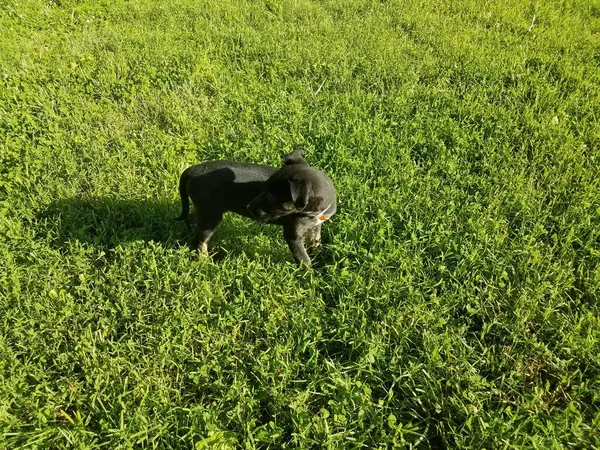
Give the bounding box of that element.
[181,161,278,218]
[184,161,276,186]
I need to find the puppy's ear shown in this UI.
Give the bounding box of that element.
[282,148,306,166]
[289,178,310,209]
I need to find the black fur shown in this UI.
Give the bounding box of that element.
[176,151,337,266]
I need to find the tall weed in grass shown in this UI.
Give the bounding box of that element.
[1,0,599,447]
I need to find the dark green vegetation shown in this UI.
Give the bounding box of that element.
[1,0,599,447]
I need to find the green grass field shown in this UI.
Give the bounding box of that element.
[1,0,599,447]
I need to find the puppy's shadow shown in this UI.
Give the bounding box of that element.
[37,196,277,258]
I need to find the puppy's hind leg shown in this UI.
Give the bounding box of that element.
[183,213,195,232]
[190,210,223,256]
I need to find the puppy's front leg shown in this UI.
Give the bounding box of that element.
[306,223,322,250]
[283,223,311,267]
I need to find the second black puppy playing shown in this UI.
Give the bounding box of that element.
[175,149,336,266]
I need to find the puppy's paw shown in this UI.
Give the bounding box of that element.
[196,242,209,257]
[308,241,322,252]
[298,259,312,268]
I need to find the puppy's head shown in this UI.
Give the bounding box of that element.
[247,150,312,222]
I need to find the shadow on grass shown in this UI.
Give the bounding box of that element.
[36,196,294,263]
[37,196,184,248]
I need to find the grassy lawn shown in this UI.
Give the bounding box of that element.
[1,0,599,447]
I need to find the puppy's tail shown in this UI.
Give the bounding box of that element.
[174,169,190,221]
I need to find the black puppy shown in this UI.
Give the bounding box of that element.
[175,150,336,266]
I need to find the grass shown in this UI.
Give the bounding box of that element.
[1,0,599,447]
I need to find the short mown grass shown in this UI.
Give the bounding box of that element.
[1,0,599,448]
